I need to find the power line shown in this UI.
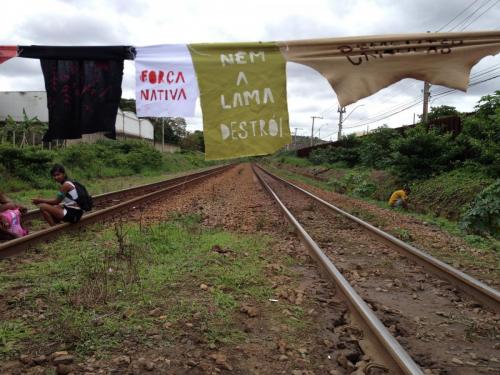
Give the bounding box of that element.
[436,0,481,31]
[339,74,499,131]
[459,0,500,30]
[328,63,499,131]
[314,4,499,138]
[349,63,500,126]
[319,104,338,116]
[339,69,500,130]
[450,0,496,31]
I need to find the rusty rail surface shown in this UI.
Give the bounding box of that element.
[252,164,423,375]
[0,165,233,258]
[255,164,500,313]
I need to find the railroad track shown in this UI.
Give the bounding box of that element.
[0,164,233,258]
[22,166,226,223]
[253,164,500,375]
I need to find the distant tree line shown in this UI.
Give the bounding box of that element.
[119,98,204,152]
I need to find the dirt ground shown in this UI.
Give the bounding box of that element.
[1,164,378,375]
[267,163,499,289]
[259,169,500,375]
[2,163,498,374]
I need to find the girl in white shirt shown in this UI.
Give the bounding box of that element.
[32,164,83,226]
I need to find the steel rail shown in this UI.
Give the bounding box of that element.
[0,165,233,258]
[256,164,500,313]
[23,165,227,223]
[252,165,423,375]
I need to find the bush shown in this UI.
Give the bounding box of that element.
[458,107,500,178]
[0,145,54,188]
[309,134,361,167]
[56,140,163,179]
[0,140,174,191]
[359,127,400,169]
[390,125,456,180]
[460,181,500,239]
[326,169,377,198]
[410,164,493,220]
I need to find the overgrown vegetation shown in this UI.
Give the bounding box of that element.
[0,139,215,193]
[279,91,500,238]
[0,215,281,358]
[460,181,500,239]
[308,91,499,179]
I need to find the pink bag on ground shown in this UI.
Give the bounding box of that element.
[0,209,28,237]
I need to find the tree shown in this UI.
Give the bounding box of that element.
[420,105,459,122]
[474,90,500,119]
[458,92,500,177]
[390,125,456,179]
[118,98,189,146]
[359,126,400,169]
[19,109,44,147]
[149,117,188,145]
[181,130,205,152]
[119,98,137,113]
[4,116,18,146]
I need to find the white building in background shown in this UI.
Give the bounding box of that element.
[115,109,154,140]
[0,91,48,122]
[0,91,154,141]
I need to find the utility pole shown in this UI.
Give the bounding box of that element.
[422,81,431,123]
[310,116,322,146]
[293,127,298,148]
[337,106,346,140]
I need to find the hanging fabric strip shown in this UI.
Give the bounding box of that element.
[135,44,199,117]
[279,31,500,107]
[189,42,291,161]
[40,59,124,141]
[18,45,135,60]
[16,46,129,141]
[0,46,18,64]
[5,30,499,158]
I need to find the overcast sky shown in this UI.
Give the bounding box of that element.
[1,0,499,140]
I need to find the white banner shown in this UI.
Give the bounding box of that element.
[135,44,199,117]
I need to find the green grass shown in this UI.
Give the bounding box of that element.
[410,166,494,220]
[8,164,215,210]
[407,212,500,253]
[0,214,277,359]
[265,162,500,254]
[275,154,314,168]
[1,140,218,208]
[0,320,31,356]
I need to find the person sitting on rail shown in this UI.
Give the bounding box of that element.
[388,186,411,209]
[0,192,28,239]
[32,164,84,226]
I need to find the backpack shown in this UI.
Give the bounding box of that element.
[69,180,93,211]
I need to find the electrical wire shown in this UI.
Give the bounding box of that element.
[334,73,499,132]
[435,0,482,31]
[343,63,500,128]
[450,0,496,31]
[458,0,500,30]
[315,3,499,139]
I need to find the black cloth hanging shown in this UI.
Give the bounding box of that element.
[18,46,134,141]
[40,59,124,140]
[18,45,135,60]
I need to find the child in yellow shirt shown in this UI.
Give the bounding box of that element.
[388,187,410,209]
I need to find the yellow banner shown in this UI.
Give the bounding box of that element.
[189,42,291,160]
